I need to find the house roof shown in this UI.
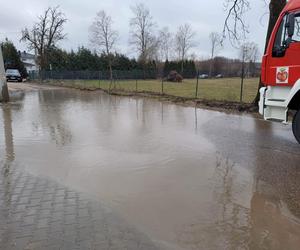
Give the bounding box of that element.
[20,51,35,60]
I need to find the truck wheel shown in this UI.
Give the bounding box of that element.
[292,110,300,144]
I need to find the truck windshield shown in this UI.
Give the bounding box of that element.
[6,69,20,75]
[294,14,300,42]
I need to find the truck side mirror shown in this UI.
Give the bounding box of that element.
[286,13,295,38]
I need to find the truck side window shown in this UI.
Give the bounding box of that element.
[273,15,287,53]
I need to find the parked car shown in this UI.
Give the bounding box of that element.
[215,74,223,78]
[6,69,22,82]
[199,74,209,79]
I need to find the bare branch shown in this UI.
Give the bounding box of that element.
[89,10,118,55]
[158,27,173,61]
[222,0,250,46]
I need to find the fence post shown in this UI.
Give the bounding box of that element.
[161,77,164,95]
[109,70,112,93]
[240,61,245,103]
[135,70,138,92]
[195,70,199,98]
[98,71,101,89]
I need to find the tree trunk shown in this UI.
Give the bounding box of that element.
[209,59,214,78]
[253,0,286,105]
[0,48,9,103]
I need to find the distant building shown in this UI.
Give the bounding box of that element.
[20,51,38,73]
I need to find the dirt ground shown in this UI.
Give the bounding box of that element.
[7,82,63,92]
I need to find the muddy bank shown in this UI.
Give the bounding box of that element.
[105,89,258,114]
[8,82,65,92]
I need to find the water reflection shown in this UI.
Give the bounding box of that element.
[177,154,252,249]
[37,90,72,146]
[1,104,15,215]
[200,115,300,250]
[2,105,14,163]
[2,88,300,250]
[194,107,198,133]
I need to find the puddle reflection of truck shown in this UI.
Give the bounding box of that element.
[259,0,300,143]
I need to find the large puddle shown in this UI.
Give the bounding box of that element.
[1,88,300,249]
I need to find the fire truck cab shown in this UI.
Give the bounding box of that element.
[260,0,300,143]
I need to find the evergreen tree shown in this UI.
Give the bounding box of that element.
[1,39,27,77]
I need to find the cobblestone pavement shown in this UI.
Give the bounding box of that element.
[0,162,160,250]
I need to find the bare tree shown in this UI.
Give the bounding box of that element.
[21,6,67,71]
[175,23,195,73]
[240,42,259,62]
[129,3,156,67]
[239,42,260,77]
[89,10,118,81]
[158,27,173,61]
[209,32,222,77]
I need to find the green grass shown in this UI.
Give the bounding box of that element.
[49,78,260,103]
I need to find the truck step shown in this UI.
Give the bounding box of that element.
[266,118,285,123]
[267,99,285,102]
[265,99,286,107]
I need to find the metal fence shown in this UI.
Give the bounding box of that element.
[28,70,259,103]
[29,69,159,81]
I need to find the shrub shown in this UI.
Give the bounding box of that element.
[166,70,183,82]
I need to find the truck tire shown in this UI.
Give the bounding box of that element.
[292,110,300,144]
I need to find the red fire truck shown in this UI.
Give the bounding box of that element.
[259,0,300,143]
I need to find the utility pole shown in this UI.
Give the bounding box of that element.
[0,47,9,102]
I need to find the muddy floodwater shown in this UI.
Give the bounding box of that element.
[1,87,300,250]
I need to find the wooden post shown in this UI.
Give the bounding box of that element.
[240,50,246,103]
[98,71,101,89]
[135,70,138,92]
[195,71,199,98]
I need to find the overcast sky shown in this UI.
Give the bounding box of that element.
[0,0,269,60]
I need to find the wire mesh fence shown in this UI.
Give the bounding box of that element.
[28,70,259,103]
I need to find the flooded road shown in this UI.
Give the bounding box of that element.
[1,87,300,250]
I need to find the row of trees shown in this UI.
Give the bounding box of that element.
[0,37,257,79]
[37,44,261,79]
[20,4,199,79]
[47,47,157,72]
[198,57,260,78]
[45,46,200,78]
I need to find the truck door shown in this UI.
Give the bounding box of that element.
[267,12,300,87]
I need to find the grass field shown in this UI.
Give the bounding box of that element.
[49,77,260,103]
